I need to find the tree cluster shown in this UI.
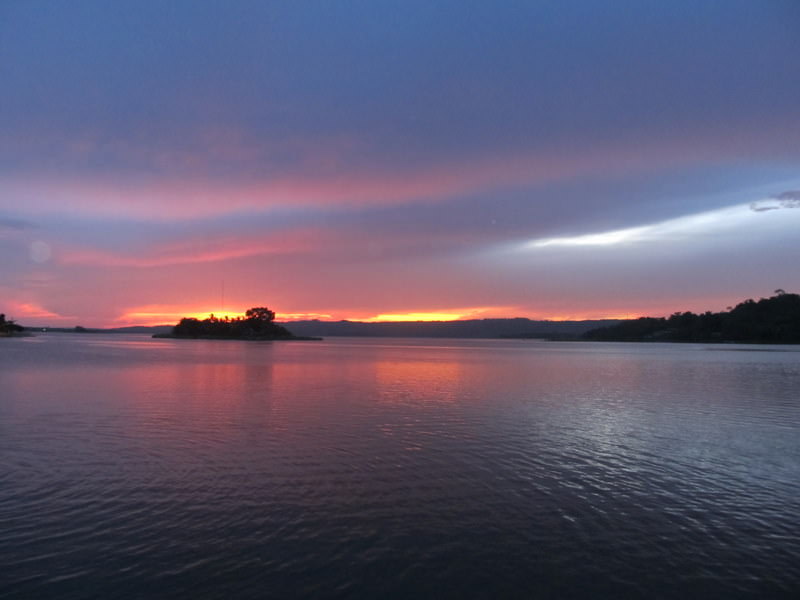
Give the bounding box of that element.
[584,291,800,343]
[171,307,293,339]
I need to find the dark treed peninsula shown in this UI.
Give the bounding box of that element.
[583,291,800,343]
[154,307,320,341]
[0,313,25,337]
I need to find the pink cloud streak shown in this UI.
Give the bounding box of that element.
[6,121,796,222]
[3,301,71,322]
[55,223,482,268]
[58,228,328,267]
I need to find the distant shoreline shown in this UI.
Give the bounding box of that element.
[22,318,617,339]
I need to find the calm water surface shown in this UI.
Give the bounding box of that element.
[1,334,799,598]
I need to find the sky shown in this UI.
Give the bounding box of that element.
[2,0,800,326]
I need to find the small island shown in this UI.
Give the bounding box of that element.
[0,313,27,337]
[153,307,321,341]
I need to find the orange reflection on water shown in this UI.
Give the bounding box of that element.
[373,358,464,405]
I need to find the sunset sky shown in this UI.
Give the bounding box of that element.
[2,1,799,326]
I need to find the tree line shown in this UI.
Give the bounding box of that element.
[584,291,800,343]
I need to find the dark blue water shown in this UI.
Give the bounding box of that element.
[1,334,799,598]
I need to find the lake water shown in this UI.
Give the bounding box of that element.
[1,334,799,598]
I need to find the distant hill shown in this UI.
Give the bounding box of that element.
[281,318,620,339]
[584,291,800,343]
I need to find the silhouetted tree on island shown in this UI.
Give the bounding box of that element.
[244,307,278,333]
[170,307,294,339]
[584,291,800,343]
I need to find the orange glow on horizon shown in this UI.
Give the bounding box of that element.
[115,305,248,327]
[352,305,516,323]
[355,309,656,323]
[541,312,645,321]
[112,302,652,328]
[280,312,334,321]
[360,312,472,322]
